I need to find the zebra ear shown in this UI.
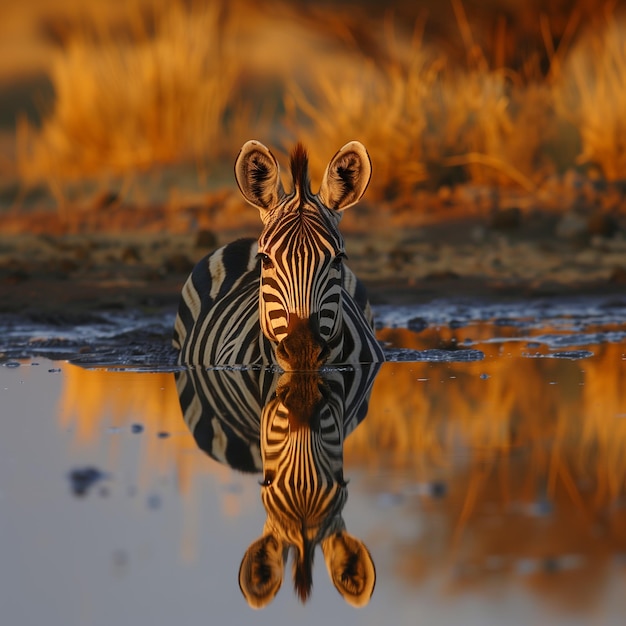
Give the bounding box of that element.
[235,140,285,212]
[239,534,284,609]
[321,531,376,607]
[318,141,372,211]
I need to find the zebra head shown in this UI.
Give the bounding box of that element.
[238,371,375,608]
[235,140,372,370]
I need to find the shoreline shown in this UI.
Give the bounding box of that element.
[1,201,625,314]
[2,261,625,316]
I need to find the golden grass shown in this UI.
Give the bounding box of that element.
[17,1,245,182]
[11,0,626,205]
[290,4,555,194]
[287,48,434,199]
[555,11,626,180]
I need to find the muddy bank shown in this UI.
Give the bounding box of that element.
[1,208,626,315]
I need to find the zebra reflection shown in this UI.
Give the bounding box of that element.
[175,364,380,607]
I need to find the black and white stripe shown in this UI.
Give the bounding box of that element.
[175,364,379,474]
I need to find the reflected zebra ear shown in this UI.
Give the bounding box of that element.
[321,531,376,607]
[235,140,285,213]
[318,141,372,211]
[239,534,284,609]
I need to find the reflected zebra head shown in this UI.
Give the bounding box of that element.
[238,370,375,608]
[235,140,372,370]
[176,363,380,608]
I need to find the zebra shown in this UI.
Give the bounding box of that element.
[173,140,384,369]
[175,362,380,607]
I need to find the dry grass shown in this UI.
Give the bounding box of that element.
[286,39,436,199]
[555,10,626,180]
[17,1,246,182]
[423,63,555,189]
[288,1,559,194]
[10,0,626,207]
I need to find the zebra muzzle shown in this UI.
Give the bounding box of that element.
[276,314,329,370]
[276,372,325,431]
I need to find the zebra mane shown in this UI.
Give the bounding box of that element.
[290,143,311,196]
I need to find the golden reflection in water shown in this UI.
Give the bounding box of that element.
[57,323,626,606]
[58,364,266,564]
[345,326,626,612]
[59,368,192,485]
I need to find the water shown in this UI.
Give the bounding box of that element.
[1,297,626,625]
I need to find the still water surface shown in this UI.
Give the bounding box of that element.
[1,299,626,625]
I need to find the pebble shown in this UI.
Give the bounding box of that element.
[147,493,162,510]
[68,466,108,497]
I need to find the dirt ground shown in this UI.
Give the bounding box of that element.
[1,184,626,315]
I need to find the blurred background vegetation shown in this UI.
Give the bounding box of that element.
[1,0,625,217]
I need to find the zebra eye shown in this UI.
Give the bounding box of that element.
[257,252,274,270]
[335,470,348,488]
[260,470,275,487]
[332,252,346,268]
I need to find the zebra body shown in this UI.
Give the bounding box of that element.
[173,140,384,369]
[175,363,380,607]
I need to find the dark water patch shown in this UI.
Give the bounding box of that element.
[68,466,109,497]
[68,344,179,368]
[1,309,175,359]
[469,329,626,351]
[493,317,533,328]
[526,341,542,348]
[23,311,114,328]
[448,319,467,329]
[522,350,595,360]
[532,331,626,348]
[406,316,428,332]
[376,296,626,331]
[385,348,485,362]
[1,307,178,365]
